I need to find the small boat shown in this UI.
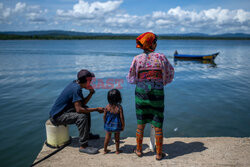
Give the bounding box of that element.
[174,51,219,60]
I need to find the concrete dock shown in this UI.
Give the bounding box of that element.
[33,137,250,167]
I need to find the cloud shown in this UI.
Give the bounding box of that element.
[151,6,250,33]
[105,14,141,27]
[127,6,249,33]
[26,12,47,23]
[0,2,48,24]
[1,1,250,34]
[234,9,250,23]
[26,5,48,23]
[54,1,250,34]
[14,2,26,13]
[0,3,11,21]
[57,0,123,19]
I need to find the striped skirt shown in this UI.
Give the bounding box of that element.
[135,84,164,128]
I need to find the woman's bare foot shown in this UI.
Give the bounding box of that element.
[156,154,162,160]
[156,153,166,161]
[103,149,111,154]
[134,149,142,157]
[116,150,122,154]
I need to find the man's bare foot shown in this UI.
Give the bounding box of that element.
[116,150,122,154]
[103,149,111,154]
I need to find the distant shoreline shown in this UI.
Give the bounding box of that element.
[1,34,250,40]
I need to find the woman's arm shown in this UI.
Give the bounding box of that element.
[119,106,125,130]
[160,54,174,85]
[126,57,137,84]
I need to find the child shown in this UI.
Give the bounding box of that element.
[103,89,125,154]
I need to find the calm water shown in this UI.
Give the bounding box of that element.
[0,40,250,166]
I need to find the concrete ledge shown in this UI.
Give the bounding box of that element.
[34,137,250,167]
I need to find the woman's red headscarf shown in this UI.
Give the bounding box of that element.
[136,32,157,52]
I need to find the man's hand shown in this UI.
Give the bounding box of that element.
[96,107,104,113]
[89,89,95,94]
[88,85,95,94]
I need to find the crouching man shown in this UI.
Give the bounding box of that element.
[49,69,104,154]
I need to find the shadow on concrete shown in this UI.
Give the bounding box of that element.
[69,137,125,149]
[164,141,207,159]
[120,141,207,160]
[68,137,207,160]
[119,143,148,154]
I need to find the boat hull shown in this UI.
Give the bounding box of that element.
[174,52,219,60]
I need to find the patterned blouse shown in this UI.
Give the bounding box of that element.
[127,52,174,85]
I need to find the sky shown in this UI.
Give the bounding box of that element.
[0,0,250,34]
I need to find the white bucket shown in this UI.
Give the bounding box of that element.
[149,125,155,152]
[45,119,70,148]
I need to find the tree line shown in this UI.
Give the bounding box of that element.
[0,34,250,40]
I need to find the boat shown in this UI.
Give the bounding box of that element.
[174,51,219,60]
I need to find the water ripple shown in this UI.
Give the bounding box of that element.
[0,40,250,167]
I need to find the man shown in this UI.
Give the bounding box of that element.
[49,69,104,154]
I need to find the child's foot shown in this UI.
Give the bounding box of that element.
[103,149,111,154]
[116,150,122,154]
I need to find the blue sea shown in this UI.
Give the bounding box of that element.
[0,40,250,167]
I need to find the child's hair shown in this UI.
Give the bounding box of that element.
[107,89,122,105]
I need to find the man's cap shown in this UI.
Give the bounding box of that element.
[77,69,95,82]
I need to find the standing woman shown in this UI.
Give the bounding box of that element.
[127,32,174,160]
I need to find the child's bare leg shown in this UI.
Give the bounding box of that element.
[104,132,111,154]
[115,132,121,154]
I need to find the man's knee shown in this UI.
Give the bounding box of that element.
[77,113,88,120]
[75,113,89,127]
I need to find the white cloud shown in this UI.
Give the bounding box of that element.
[234,9,250,23]
[152,11,167,19]
[26,5,48,23]
[3,8,11,18]
[105,14,139,26]
[180,27,185,32]
[155,19,171,26]
[57,0,123,19]
[0,3,11,21]
[14,2,26,13]
[26,13,46,23]
[150,6,250,33]
[1,1,250,34]
[0,2,48,24]
[55,2,250,34]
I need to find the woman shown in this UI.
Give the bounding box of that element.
[127,32,174,160]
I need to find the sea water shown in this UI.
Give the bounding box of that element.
[0,40,250,166]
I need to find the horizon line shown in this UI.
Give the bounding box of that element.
[0,30,250,36]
